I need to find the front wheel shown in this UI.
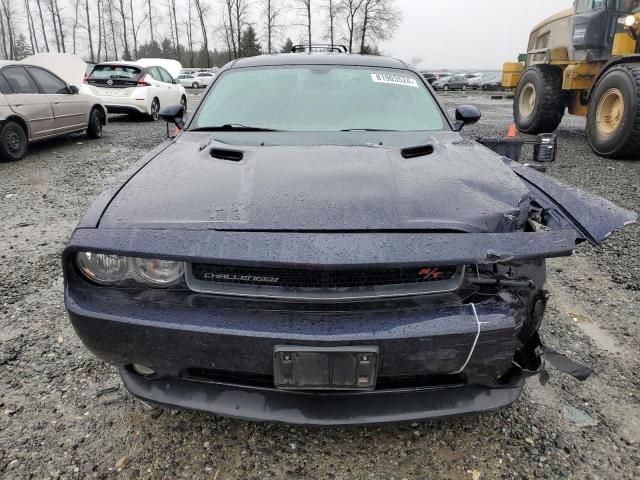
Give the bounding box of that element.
[0,121,28,162]
[586,64,640,159]
[514,65,565,134]
[86,108,104,139]
[192,82,199,89]
[443,85,449,91]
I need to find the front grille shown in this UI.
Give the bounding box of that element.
[186,263,464,301]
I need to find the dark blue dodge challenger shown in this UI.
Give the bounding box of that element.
[63,53,636,425]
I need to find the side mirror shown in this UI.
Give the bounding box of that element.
[159,104,185,134]
[68,85,79,94]
[454,105,481,131]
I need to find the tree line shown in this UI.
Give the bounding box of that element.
[0,0,401,67]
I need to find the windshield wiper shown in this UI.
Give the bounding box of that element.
[190,124,283,132]
[340,128,398,132]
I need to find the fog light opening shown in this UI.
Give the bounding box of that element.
[131,364,156,377]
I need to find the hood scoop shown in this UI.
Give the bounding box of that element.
[210,147,244,162]
[400,144,434,159]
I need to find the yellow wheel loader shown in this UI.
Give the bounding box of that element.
[503,0,640,158]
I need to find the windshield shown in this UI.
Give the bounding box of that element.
[191,66,447,132]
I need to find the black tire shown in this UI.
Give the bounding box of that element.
[192,82,199,89]
[0,120,28,162]
[86,108,104,139]
[180,96,188,114]
[148,98,160,121]
[443,85,449,91]
[586,63,640,159]
[514,65,565,134]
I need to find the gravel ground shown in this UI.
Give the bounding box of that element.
[1,90,639,480]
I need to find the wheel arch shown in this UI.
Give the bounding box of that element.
[91,104,108,125]
[587,55,640,102]
[1,114,31,141]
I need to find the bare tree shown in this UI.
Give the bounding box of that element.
[106,0,119,60]
[234,0,248,57]
[193,0,209,66]
[51,0,66,52]
[264,0,284,54]
[34,0,49,52]
[45,0,61,51]
[296,0,312,46]
[358,0,400,53]
[185,0,194,66]
[24,0,40,54]
[222,0,237,59]
[0,0,15,59]
[128,0,138,58]
[340,0,364,53]
[84,0,94,62]
[72,0,81,54]
[168,0,180,59]
[323,0,338,46]
[147,0,153,42]
[114,0,130,58]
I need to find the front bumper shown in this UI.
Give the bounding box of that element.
[122,368,524,426]
[66,267,527,424]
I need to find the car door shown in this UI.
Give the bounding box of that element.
[146,67,170,107]
[27,66,87,133]
[157,67,181,105]
[1,65,55,140]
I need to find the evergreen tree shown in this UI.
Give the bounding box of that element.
[240,26,261,57]
[280,38,294,53]
[14,34,33,60]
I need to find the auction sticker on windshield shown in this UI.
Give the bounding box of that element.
[371,73,419,88]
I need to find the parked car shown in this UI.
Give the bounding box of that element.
[436,73,469,91]
[193,72,216,87]
[420,72,440,84]
[0,61,107,162]
[85,62,187,120]
[176,74,200,89]
[64,52,635,425]
[431,75,451,90]
[481,73,505,91]
[467,72,486,90]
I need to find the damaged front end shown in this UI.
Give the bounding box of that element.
[62,162,636,424]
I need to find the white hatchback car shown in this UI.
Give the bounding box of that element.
[176,74,200,89]
[86,63,187,120]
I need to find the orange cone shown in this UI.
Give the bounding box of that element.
[507,123,517,138]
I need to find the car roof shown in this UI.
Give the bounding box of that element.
[228,53,411,70]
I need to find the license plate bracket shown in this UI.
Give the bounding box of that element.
[273,346,379,391]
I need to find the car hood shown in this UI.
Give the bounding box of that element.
[98,131,532,233]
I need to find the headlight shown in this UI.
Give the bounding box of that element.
[76,252,129,285]
[133,258,184,286]
[76,252,185,287]
[624,15,637,27]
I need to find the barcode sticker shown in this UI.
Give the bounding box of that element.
[371,73,419,88]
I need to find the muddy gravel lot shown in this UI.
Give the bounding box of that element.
[1,90,639,480]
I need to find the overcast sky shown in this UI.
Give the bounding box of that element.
[381,0,573,70]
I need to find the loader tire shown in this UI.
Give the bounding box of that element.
[587,63,640,159]
[514,65,565,134]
